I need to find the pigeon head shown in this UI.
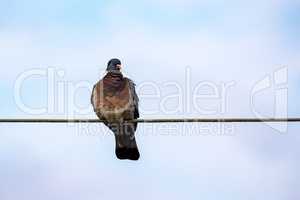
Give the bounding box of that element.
[107,58,122,72]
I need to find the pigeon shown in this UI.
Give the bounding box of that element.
[91,59,140,160]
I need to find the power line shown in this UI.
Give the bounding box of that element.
[0,118,300,123]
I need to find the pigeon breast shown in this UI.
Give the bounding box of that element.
[91,73,135,122]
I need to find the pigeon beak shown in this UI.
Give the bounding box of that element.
[116,64,122,71]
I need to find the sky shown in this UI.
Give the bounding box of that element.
[0,0,300,200]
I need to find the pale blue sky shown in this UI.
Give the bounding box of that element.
[0,0,300,200]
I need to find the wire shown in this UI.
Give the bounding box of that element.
[0,118,300,123]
